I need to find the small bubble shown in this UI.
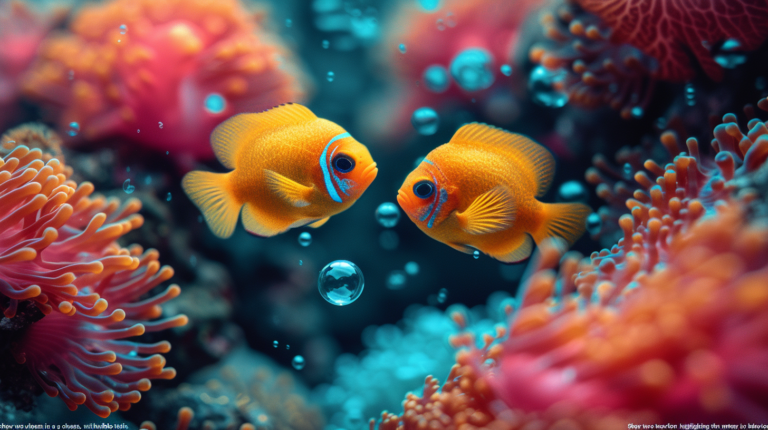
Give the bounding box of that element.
[450,48,495,92]
[327,71,335,82]
[68,122,80,137]
[298,232,312,247]
[623,163,633,179]
[158,122,163,129]
[285,18,293,27]
[318,260,365,306]
[586,213,602,235]
[473,250,480,259]
[446,11,456,27]
[68,70,74,80]
[123,179,135,194]
[756,77,766,91]
[500,64,512,76]
[422,65,450,93]
[404,261,419,275]
[685,83,696,106]
[557,180,588,203]
[273,340,278,348]
[166,151,169,155]
[399,43,406,54]
[375,202,401,228]
[630,107,644,118]
[137,129,140,133]
[411,107,440,135]
[436,18,445,31]
[286,344,290,350]
[190,255,197,266]
[144,175,152,185]
[528,66,568,108]
[322,40,329,49]
[386,270,407,290]
[119,24,127,34]
[299,260,303,266]
[166,192,172,202]
[437,288,448,303]
[204,93,226,114]
[292,355,305,370]
[379,230,399,250]
[127,166,131,172]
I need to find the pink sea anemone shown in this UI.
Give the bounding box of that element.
[0,143,187,416]
[22,0,308,161]
[372,103,768,427]
[0,0,66,128]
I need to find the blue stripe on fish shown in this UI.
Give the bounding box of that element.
[427,188,448,228]
[320,132,351,203]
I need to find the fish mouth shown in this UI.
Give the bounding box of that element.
[396,188,409,209]
[363,162,378,183]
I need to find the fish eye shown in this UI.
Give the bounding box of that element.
[333,154,355,173]
[413,180,435,199]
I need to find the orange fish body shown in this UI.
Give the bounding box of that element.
[183,104,378,238]
[397,123,589,263]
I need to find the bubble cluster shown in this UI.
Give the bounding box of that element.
[410,107,439,135]
[449,48,495,92]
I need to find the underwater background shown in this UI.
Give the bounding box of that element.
[1,0,768,428]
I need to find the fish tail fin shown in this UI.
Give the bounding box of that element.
[533,202,591,247]
[182,171,241,239]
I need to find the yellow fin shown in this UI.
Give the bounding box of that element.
[211,103,317,169]
[308,217,330,228]
[532,202,591,246]
[490,234,534,263]
[450,123,555,198]
[241,203,297,237]
[182,171,240,239]
[264,169,314,207]
[456,186,516,235]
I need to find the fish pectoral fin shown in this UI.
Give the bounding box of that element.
[182,171,241,239]
[489,234,535,264]
[456,186,516,235]
[241,203,297,237]
[264,169,314,207]
[307,217,330,228]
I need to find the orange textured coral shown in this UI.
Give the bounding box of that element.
[22,0,307,160]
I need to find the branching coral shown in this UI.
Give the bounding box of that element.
[22,0,308,160]
[530,0,768,117]
[0,0,67,128]
[371,105,768,427]
[0,144,187,417]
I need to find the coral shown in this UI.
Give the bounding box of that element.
[0,1,66,128]
[1,123,64,163]
[22,0,308,160]
[530,0,659,119]
[138,347,324,430]
[371,105,768,427]
[371,0,543,139]
[140,407,256,430]
[578,0,768,82]
[0,144,187,417]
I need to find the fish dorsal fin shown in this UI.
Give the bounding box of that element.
[264,169,314,207]
[456,186,516,234]
[211,103,317,170]
[450,123,555,198]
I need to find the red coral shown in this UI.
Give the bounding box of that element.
[22,0,308,161]
[0,144,187,417]
[577,0,768,82]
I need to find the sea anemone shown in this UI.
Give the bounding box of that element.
[0,143,187,417]
[530,0,768,117]
[22,0,308,161]
[1,123,64,162]
[370,0,544,139]
[371,103,768,427]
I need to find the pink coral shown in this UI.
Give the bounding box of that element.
[22,0,308,161]
[373,104,768,427]
[0,143,187,417]
[0,0,66,128]
[371,0,543,139]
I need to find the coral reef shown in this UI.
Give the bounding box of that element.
[371,0,544,138]
[0,143,187,417]
[0,0,66,128]
[1,123,64,162]
[22,0,308,161]
[371,104,768,427]
[137,347,324,430]
[530,0,768,117]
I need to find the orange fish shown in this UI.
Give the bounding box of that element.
[397,123,590,263]
[182,104,378,238]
